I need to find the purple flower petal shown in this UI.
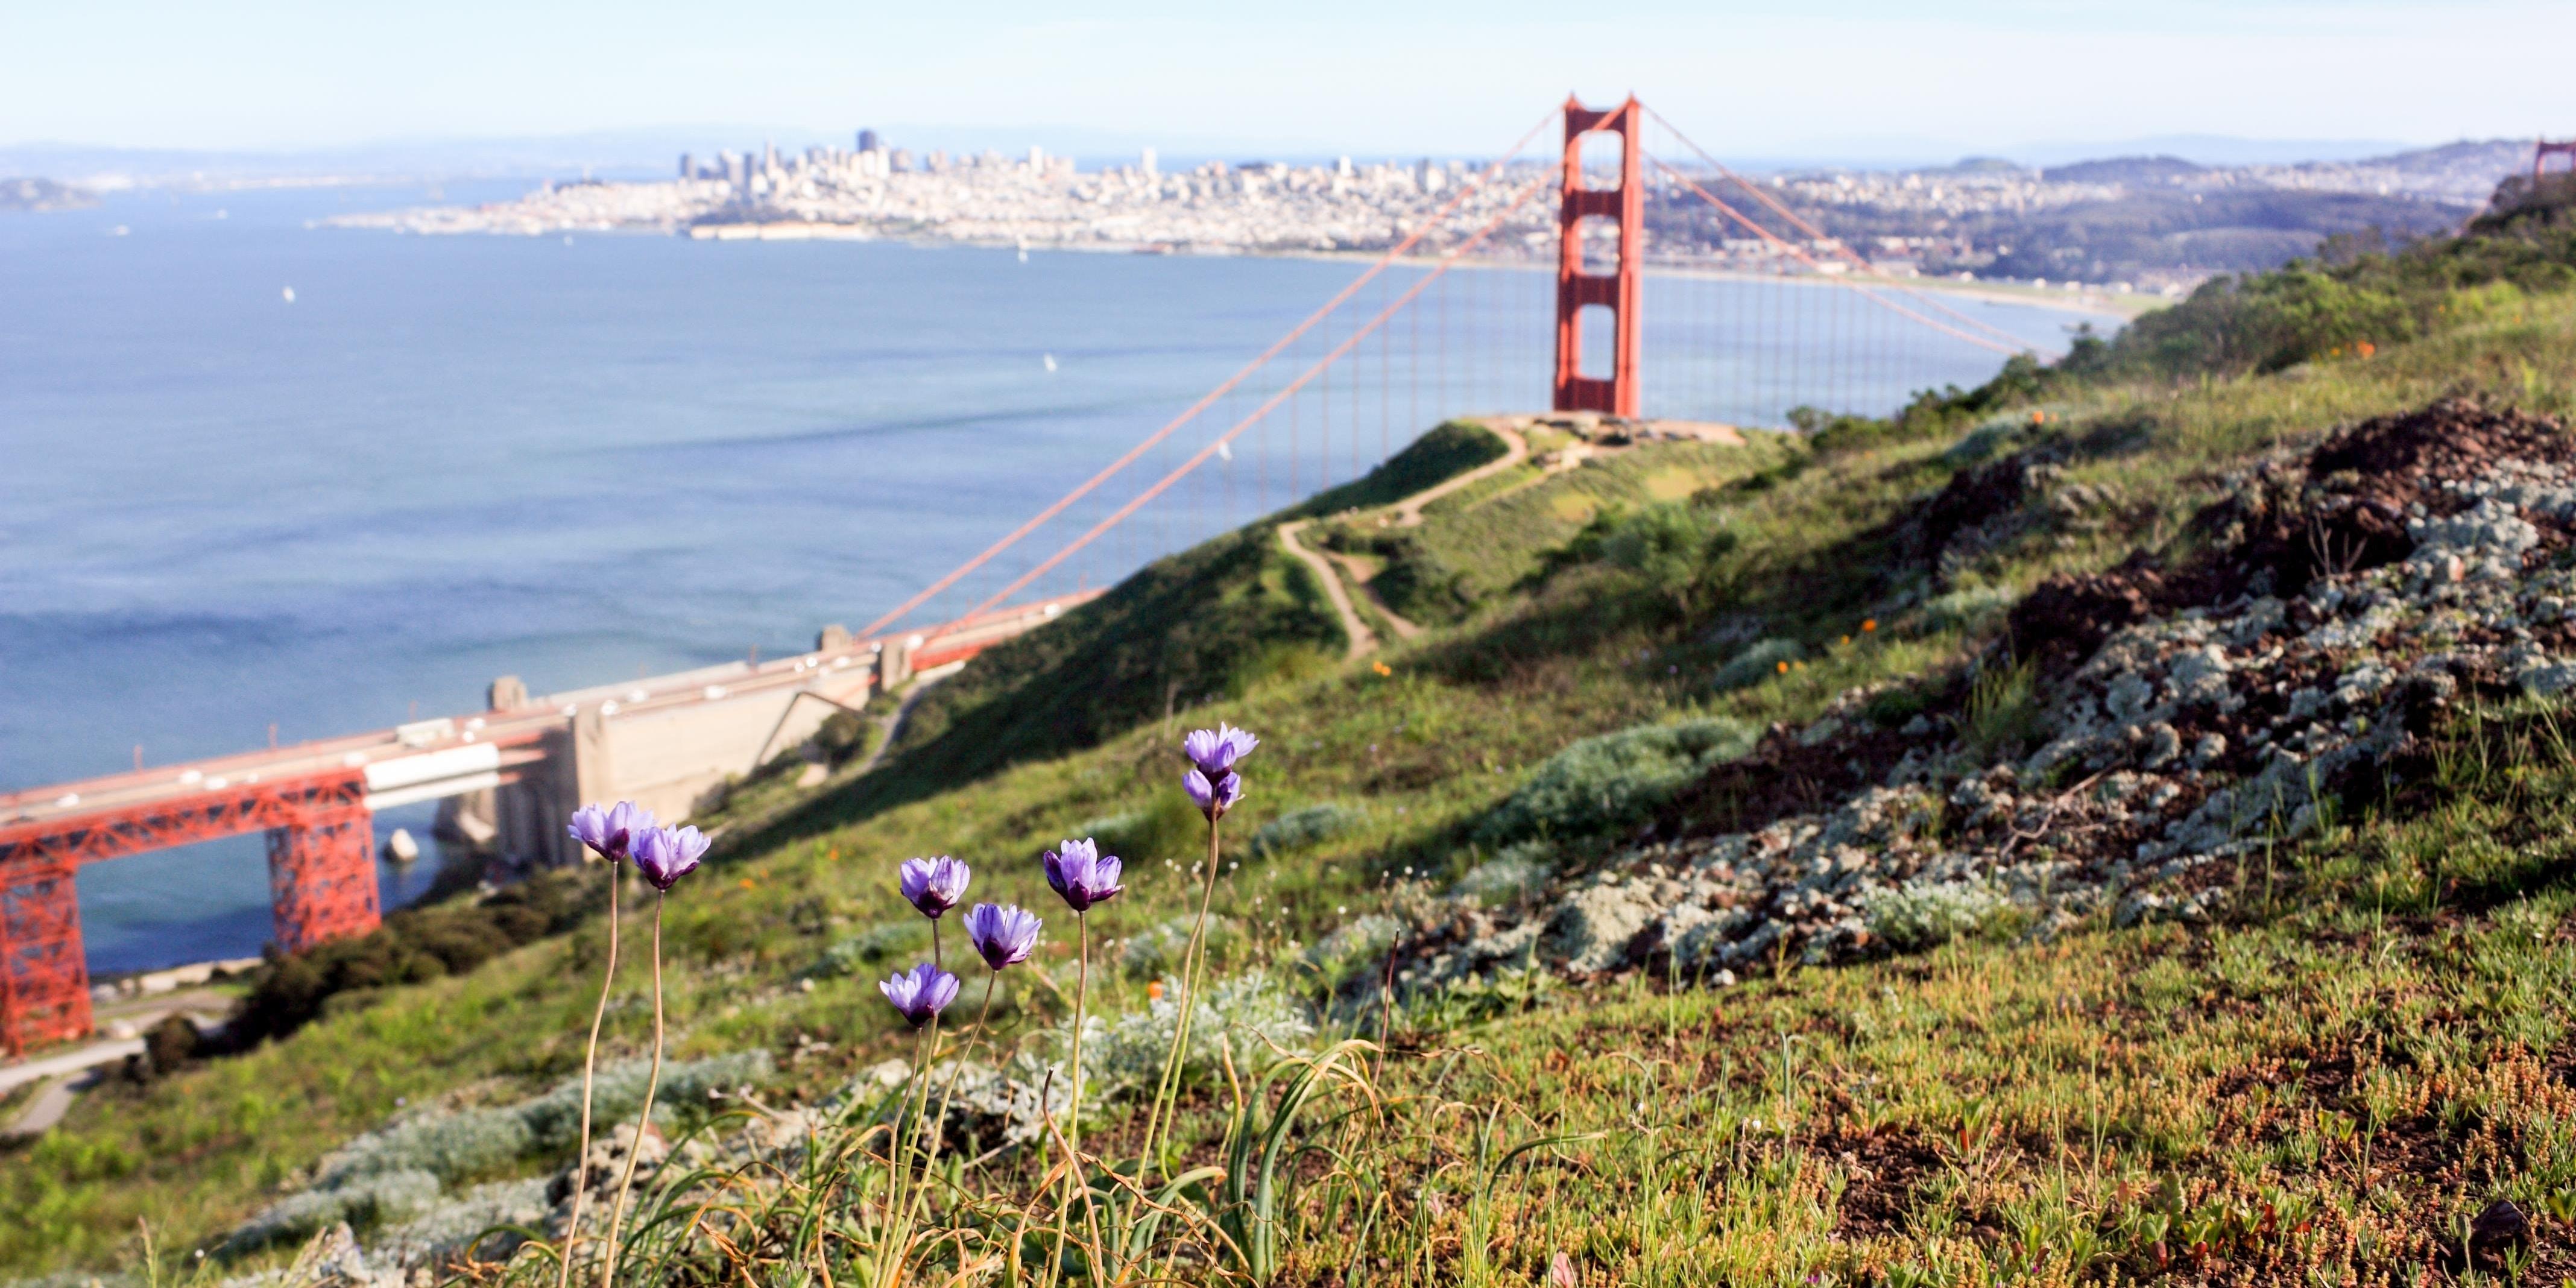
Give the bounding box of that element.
[898,855,970,918]
[1044,838,1126,913]
[632,824,708,891]
[566,800,657,862]
[879,961,959,1028]
[964,901,1043,970]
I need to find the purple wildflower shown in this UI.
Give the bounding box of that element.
[566,800,655,863]
[964,902,1043,970]
[899,855,971,918]
[631,824,708,892]
[1043,838,1125,914]
[879,962,959,1028]
[1184,767,1245,821]
[1183,723,1260,778]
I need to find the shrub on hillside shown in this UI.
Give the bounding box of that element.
[227,1050,775,1256]
[1370,535,1479,625]
[1247,803,1365,859]
[1862,881,2012,952]
[1711,638,1804,691]
[231,866,596,1046]
[1449,842,1555,908]
[1302,914,1403,988]
[806,920,932,979]
[1476,718,1758,845]
[1558,502,1740,615]
[1086,972,1313,1096]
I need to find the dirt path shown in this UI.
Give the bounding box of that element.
[1389,418,1529,528]
[1277,518,1377,658]
[1277,418,1534,656]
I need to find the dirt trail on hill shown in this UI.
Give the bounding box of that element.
[1277,418,1529,656]
[1277,518,1380,657]
[1390,419,1530,526]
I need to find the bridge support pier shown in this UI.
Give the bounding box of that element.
[0,860,91,1057]
[267,803,380,954]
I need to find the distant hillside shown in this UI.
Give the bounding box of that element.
[2040,154,2208,185]
[0,177,96,212]
[1978,186,2467,283]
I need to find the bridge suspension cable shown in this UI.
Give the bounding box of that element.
[854,109,1565,639]
[936,166,1565,630]
[1642,106,2035,350]
[1646,157,2030,358]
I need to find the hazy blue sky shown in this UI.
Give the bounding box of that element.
[4,1,2566,154]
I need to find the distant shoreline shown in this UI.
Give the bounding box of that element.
[322,211,2153,324]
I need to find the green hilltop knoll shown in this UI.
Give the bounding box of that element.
[10,175,2576,1286]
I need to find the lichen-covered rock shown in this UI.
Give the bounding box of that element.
[1389,400,2576,997]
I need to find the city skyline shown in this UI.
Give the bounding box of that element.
[4,1,2569,159]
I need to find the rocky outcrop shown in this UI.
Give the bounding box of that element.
[1387,399,2576,992]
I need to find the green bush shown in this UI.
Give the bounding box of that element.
[1247,803,1366,859]
[232,866,597,1046]
[1861,881,2013,952]
[1476,718,1758,844]
[1449,842,1555,907]
[1302,914,1403,988]
[1711,638,1804,692]
[807,920,932,978]
[1370,535,1478,625]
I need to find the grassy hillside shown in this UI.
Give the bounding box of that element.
[8,187,2576,1284]
[862,419,1512,804]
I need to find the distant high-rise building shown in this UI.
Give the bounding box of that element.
[678,153,693,179]
[857,128,881,154]
[764,140,778,169]
[1028,144,1046,171]
[1336,156,1354,178]
[1417,158,1444,194]
[889,148,913,172]
[1140,147,1157,178]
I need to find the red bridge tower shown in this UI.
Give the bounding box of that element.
[1553,94,1644,417]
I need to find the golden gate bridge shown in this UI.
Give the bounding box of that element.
[0,97,2066,1056]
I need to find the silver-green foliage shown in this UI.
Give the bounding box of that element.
[1302,914,1402,987]
[1476,718,1757,843]
[1246,803,1365,859]
[1087,972,1315,1096]
[1449,842,1555,907]
[238,1051,773,1254]
[1119,914,1240,980]
[221,1169,441,1253]
[1710,640,1805,692]
[806,920,932,979]
[1863,880,2011,952]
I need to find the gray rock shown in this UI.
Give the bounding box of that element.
[1545,882,1664,973]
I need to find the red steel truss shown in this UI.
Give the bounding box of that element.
[267,800,380,953]
[1553,93,1644,417]
[2539,139,2576,180]
[0,862,90,1054]
[0,770,377,1055]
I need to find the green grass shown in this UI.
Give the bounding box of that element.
[10,224,2576,1281]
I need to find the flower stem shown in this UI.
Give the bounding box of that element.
[1140,813,1224,1182]
[598,893,666,1288]
[1050,917,1091,1284]
[924,972,999,1188]
[1069,918,1088,1157]
[557,860,619,1288]
[882,1021,936,1288]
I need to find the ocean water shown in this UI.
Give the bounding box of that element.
[0,182,2101,974]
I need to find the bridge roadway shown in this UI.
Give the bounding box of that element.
[0,593,1096,1056]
